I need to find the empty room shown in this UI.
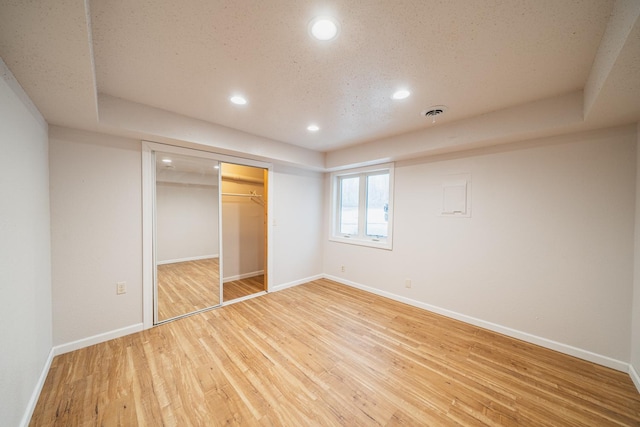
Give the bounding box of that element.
[1,0,640,425]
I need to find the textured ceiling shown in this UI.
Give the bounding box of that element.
[89,0,613,151]
[1,0,639,165]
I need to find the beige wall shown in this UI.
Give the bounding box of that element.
[0,58,52,426]
[632,122,640,387]
[49,127,143,346]
[325,125,637,367]
[271,164,324,287]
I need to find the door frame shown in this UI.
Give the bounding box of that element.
[142,141,273,329]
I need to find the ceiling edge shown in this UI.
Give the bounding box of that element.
[584,0,640,119]
[325,91,585,170]
[96,94,326,171]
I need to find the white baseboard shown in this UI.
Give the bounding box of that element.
[630,364,640,393]
[324,274,629,373]
[19,347,54,427]
[53,323,144,356]
[270,274,324,292]
[223,270,264,283]
[157,254,218,265]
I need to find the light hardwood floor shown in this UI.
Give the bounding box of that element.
[224,275,264,302]
[158,259,264,320]
[157,259,220,321]
[31,279,640,426]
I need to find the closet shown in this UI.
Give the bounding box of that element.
[221,163,267,302]
[142,142,269,325]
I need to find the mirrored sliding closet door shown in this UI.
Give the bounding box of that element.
[154,151,221,322]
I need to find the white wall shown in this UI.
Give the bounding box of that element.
[156,181,219,263]
[324,125,637,366]
[49,127,143,346]
[632,122,640,388]
[0,58,52,426]
[271,165,324,287]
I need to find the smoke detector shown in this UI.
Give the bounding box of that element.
[421,105,448,123]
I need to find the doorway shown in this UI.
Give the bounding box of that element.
[221,163,267,302]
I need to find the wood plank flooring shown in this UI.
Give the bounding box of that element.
[157,258,220,321]
[224,275,264,302]
[158,259,264,320]
[31,279,640,426]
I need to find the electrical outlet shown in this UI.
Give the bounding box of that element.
[341,265,345,272]
[116,281,127,295]
[405,279,412,288]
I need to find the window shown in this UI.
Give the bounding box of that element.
[331,163,394,249]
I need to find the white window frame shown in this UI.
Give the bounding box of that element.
[329,162,394,250]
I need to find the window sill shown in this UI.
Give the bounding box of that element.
[329,236,393,250]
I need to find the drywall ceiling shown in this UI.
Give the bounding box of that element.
[0,0,639,169]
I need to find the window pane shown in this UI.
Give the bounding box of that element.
[366,173,389,237]
[339,176,359,235]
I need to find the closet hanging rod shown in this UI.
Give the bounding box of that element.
[221,192,263,197]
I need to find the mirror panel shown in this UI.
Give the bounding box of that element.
[155,151,221,322]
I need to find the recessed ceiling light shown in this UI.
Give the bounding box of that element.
[230,95,247,105]
[213,165,220,169]
[162,158,172,164]
[309,17,339,41]
[307,124,320,132]
[392,89,411,100]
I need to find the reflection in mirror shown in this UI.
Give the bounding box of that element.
[155,152,221,322]
[221,163,267,302]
